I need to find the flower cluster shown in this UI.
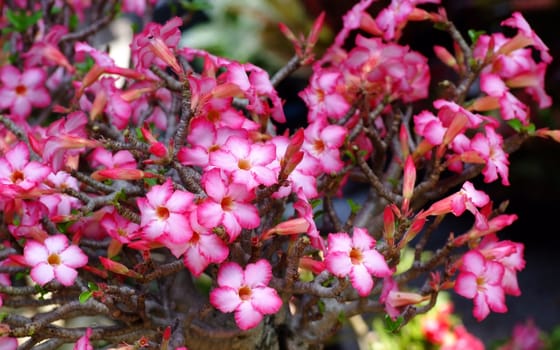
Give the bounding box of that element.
[0,0,556,349]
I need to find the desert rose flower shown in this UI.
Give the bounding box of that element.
[325,227,392,296]
[0,65,50,120]
[209,260,282,330]
[24,234,88,286]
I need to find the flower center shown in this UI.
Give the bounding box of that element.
[10,170,24,183]
[208,110,220,123]
[221,196,234,211]
[238,159,251,170]
[349,248,363,265]
[156,206,170,220]
[15,85,27,95]
[47,253,61,266]
[238,285,252,301]
[208,144,220,152]
[312,139,325,154]
[190,231,200,244]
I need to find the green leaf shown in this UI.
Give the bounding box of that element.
[507,119,523,132]
[468,29,486,44]
[179,0,212,11]
[75,56,95,75]
[79,291,93,304]
[346,198,361,215]
[5,9,42,32]
[87,281,99,291]
[384,314,404,333]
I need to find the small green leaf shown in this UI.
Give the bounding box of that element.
[346,198,361,215]
[79,291,93,304]
[384,314,404,332]
[468,29,486,44]
[87,281,99,291]
[507,119,523,132]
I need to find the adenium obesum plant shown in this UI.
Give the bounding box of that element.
[0,0,557,349]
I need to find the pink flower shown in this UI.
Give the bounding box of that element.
[478,234,525,296]
[137,179,194,250]
[24,234,88,286]
[209,260,282,330]
[177,117,247,168]
[325,227,392,296]
[182,213,229,277]
[0,142,51,192]
[423,181,490,230]
[299,69,350,122]
[33,111,99,172]
[209,136,277,190]
[302,120,347,174]
[470,126,510,185]
[130,17,183,75]
[0,337,17,350]
[73,328,93,350]
[498,319,544,350]
[197,168,260,242]
[0,65,50,120]
[454,250,507,321]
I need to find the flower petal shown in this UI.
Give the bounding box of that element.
[24,241,48,266]
[210,287,241,313]
[59,245,88,268]
[30,263,54,286]
[235,301,263,330]
[217,262,244,289]
[325,251,352,277]
[44,235,69,254]
[350,264,374,297]
[251,286,282,314]
[54,264,78,286]
[244,260,272,286]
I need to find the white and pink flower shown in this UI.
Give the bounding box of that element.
[325,227,391,296]
[24,234,88,286]
[209,260,282,330]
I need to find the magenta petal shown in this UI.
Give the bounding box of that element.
[183,247,209,277]
[350,264,374,297]
[199,233,229,263]
[197,200,223,228]
[327,233,352,253]
[165,213,192,243]
[6,143,29,170]
[461,250,485,275]
[235,301,263,330]
[21,68,46,87]
[44,235,69,254]
[210,287,241,313]
[472,293,490,321]
[166,190,193,212]
[54,264,78,286]
[0,336,18,350]
[352,227,375,250]
[59,245,88,268]
[251,287,282,314]
[325,251,352,277]
[201,169,227,200]
[244,260,272,286]
[217,262,244,289]
[485,284,507,313]
[362,250,391,277]
[233,202,260,229]
[454,272,477,299]
[30,263,54,286]
[24,241,48,266]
